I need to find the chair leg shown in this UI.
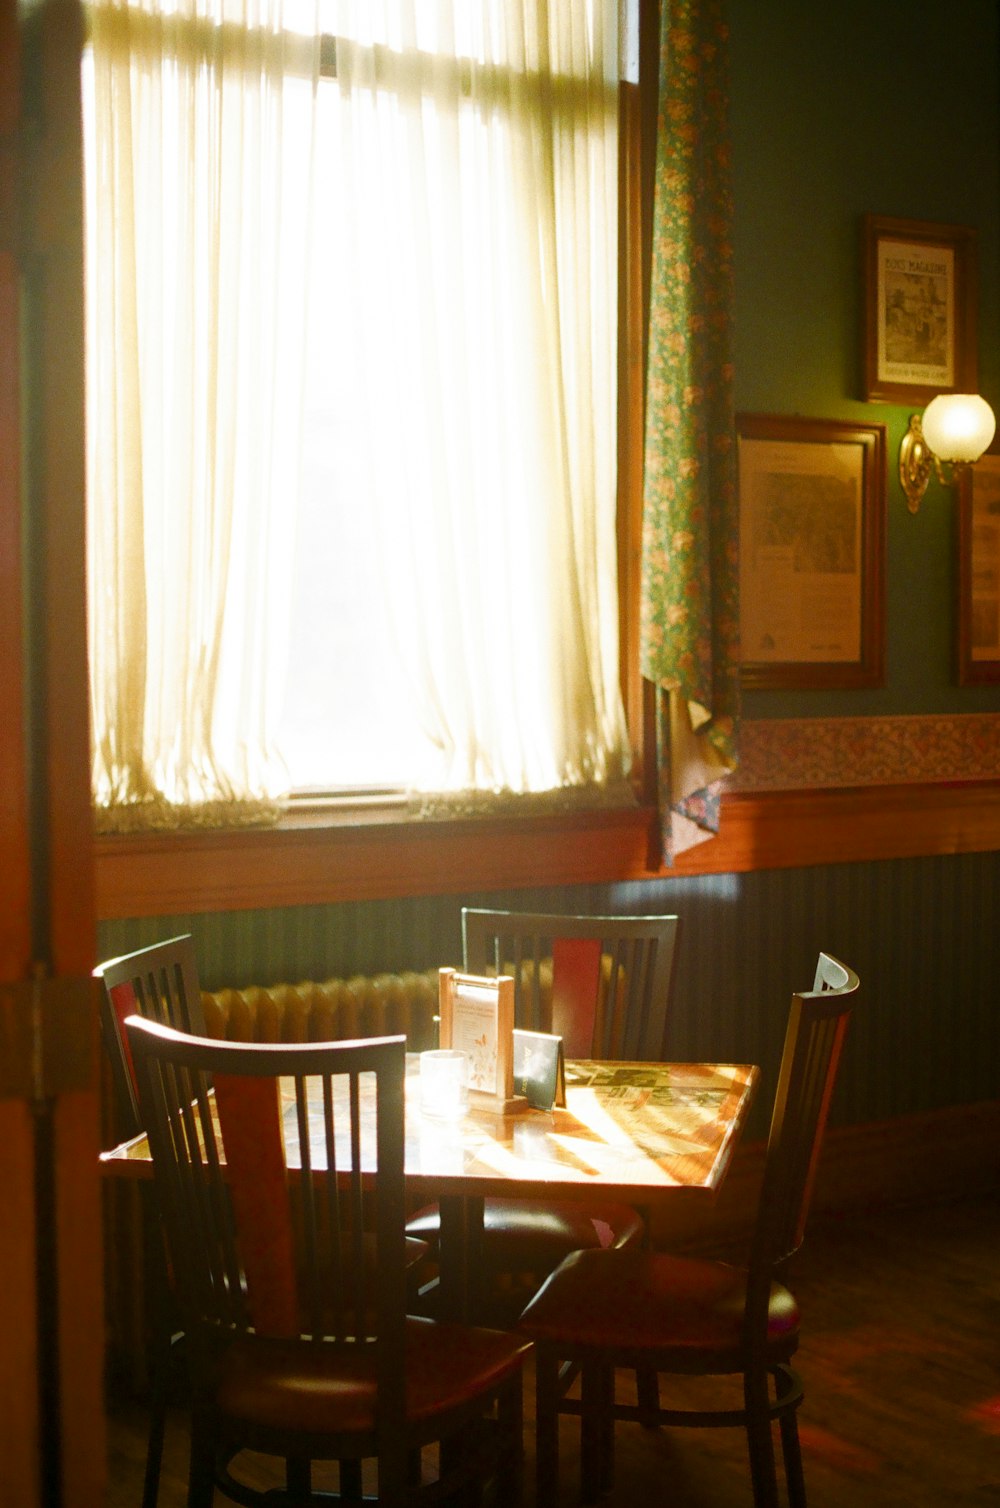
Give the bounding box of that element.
[143,1287,185,1508]
[377,1444,408,1508]
[286,1456,312,1500]
[141,1356,168,1508]
[142,1187,191,1508]
[533,1348,562,1507]
[439,1433,481,1508]
[186,1413,216,1508]
[635,1366,659,1429]
[743,1369,780,1508]
[779,1406,807,1508]
[497,1376,525,1508]
[598,1364,615,1495]
[580,1364,606,1505]
[339,1457,363,1502]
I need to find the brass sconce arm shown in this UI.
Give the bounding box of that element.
[899,413,933,514]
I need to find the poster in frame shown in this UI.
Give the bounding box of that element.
[862,214,977,404]
[737,413,886,691]
[956,448,1000,684]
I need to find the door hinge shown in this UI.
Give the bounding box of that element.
[0,972,98,1101]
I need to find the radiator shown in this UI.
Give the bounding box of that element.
[201,968,441,1050]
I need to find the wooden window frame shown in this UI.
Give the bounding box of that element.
[94,8,666,918]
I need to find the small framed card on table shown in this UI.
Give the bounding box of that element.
[438,967,519,1111]
[513,1029,566,1111]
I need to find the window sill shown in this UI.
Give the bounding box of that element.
[92,779,1000,920]
[94,799,659,918]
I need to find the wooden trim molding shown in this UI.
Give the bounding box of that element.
[95,803,656,920]
[93,777,1000,920]
[674,780,1000,876]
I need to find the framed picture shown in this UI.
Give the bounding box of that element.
[862,214,978,403]
[957,449,1000,684]
[737,413,886,690]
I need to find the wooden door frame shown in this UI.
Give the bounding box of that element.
[0,4,105,1504]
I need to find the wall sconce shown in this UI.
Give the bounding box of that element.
[899,393,996,514]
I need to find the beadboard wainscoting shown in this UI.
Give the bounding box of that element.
[97,848,1000,1145]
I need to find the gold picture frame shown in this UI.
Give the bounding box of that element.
[957,449,1000,684]
[737,413,886,690]
[862,214,978,404]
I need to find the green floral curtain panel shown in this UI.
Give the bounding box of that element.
[640,0,739,864]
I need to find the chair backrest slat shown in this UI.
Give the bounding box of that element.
[550,936,603,1058]
[462,909,682,1061]
[214,1072,299,1338]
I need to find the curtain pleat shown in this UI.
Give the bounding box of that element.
[85,0,321,831]
[327,1,630,801]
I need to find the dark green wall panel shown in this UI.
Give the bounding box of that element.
[730,0,1000,722]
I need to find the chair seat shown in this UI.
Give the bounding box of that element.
[406,1197,644,1272]
[518,1248,800,1364]
[211,1315,532,1436]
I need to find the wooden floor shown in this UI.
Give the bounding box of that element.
[104,1190,1000,1507]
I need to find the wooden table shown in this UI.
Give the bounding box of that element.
[101,1056,759,1320]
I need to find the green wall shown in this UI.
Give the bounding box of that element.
[730,0,1000,719]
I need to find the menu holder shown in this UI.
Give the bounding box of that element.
[438,967,524,1113]
[512,1028,566,1111]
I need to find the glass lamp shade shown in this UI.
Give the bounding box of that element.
[921,393,996,463]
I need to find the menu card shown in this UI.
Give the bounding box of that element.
[513,1028,566,1111]
[438,967,516,1106]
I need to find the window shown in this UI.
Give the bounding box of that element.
[84,1,639,826]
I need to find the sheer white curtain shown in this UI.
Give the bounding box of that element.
[85,1,321,830]
[323,2,629,800]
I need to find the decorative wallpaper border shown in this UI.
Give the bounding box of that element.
[731,713,1000,791]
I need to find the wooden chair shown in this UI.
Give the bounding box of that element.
[96,936,433,1507]
[407,910,682,1320]
[125,1017,531,1507]
[463,909,681,1061]
[517,952,859,1507]
[95,934,206,1508]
